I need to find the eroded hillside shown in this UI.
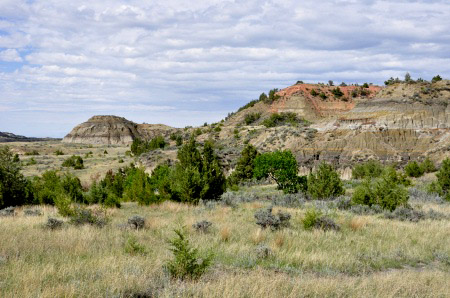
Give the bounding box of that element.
[62,80,450,171]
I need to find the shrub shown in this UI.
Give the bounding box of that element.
[192,220,212,233]
[254,206,291,230]
[124,235,147,255]
[302,208,322,229]
[319,92,327,100]
[69,206,108,228]
[166,228,212,280]
[310,89,318,96]
[314,217,340,231]
[352,169,409,211]
[44,217,64,230]
[62,155,84,169]
[362,83,369,88]
[128,215,145,229]
[24,208,42,216]
[436,158,450,201]
[254,150,306,194]
[54,150,64,156]
[404,161,424,178]
[331,87,344,98]
[302,208,339,231]
[24,150,39,156]
[33,171,85,205]
[0,206,15,217]
[431,75,442,83]
[352,160,384,179]
[130,136,166,156]
[244,112,261,125]
[307,162,344,199]
[262,112,307,128]
[255,245,272,259]
[0,146,34,209]
[420,158,436,173]
[123,167,158,205]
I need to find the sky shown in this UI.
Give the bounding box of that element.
[1,0,449,137]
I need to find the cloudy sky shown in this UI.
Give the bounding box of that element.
[1,0,449,137]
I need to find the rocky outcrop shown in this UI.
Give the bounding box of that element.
[62,115,141,145]
[222,81,450,166]
[62,115,178,145]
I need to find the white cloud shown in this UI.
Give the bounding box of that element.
[0,0,450,137]
[0,49,22,62]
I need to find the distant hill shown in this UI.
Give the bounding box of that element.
[0,131,60,143]
[62,80,450,170]
[62,115,176,145]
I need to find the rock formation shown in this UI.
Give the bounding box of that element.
[62,115,176,145]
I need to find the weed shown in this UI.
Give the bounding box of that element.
[124,235,148,255]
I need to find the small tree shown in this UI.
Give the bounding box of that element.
[254,150,306,194]
[307,162,344,199]
[123,167,157,205]
[352,160,384,179]
[62,155,84,169]
[0,146,33,208]
[431,75,442,83]
[166,228,212,280]
[228,144,259,186]
[404,72,411,82]
[171,138,226,203]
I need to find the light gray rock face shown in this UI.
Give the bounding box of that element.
[62,115,140,145]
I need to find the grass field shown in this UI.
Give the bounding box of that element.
[1,184,449,297]
[7,141,134,186]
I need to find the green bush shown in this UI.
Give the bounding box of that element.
[228,144,259,186]
[331,87,344,98]
[420,158,436,173]
[310,89,318,96]
[262,112,307,128]
[166,228,212,280]
[124,235,147,255]
[244,112,261,125]
[302,208,322,230]
[431,75,442,83]
[33,171,85,205]
[319,92,327,100]
[0,146,34,208]
[352,160,384,179]
[352,168,409,211]
[254,150,306,194]
[130,136,166,156]
[307,162,344,199]
[24,150,39,156]
[436,158,450,201]
[123,167,157,205]
[62,155,84,169]
[54,150,64,156]
[404,161,424,177]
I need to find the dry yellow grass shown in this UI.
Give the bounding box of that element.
[1,201,449,297]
